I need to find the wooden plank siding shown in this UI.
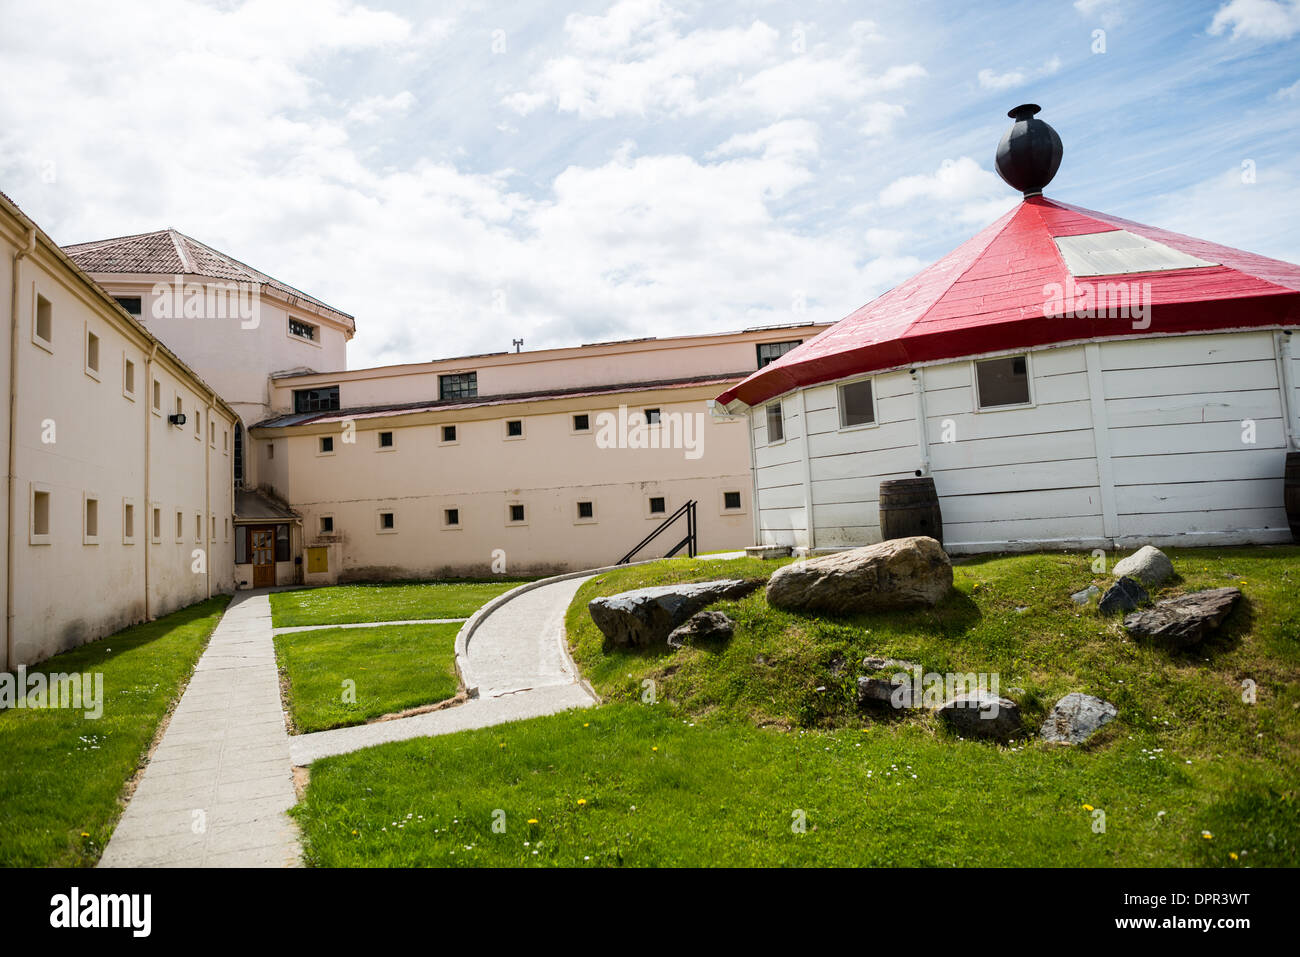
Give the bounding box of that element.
[751,330,1294,554]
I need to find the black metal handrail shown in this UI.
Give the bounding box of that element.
[617,500,697,565]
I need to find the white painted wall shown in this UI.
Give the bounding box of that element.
[752,329,1296,555]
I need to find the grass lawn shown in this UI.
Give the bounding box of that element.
[0,597,229,867]
[293,546,1299,867]
[269,579,530,629]
[274,623,461,733]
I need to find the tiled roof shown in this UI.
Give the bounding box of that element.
[717,196,1300,410]
[63,228,353,326]
[251,372,746,430]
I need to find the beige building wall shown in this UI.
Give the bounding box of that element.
[81,276,350,430]
[250,326,828,581]
[267,328,825,415]
[1,195,238,670]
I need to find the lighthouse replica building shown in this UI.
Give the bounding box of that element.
[717,105,1300,554]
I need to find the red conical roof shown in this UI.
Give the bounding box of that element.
[716,196,1300,410]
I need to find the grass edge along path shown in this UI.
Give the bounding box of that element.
[0,596,230,867]
[274,622,462,733]
[269,578,533,629]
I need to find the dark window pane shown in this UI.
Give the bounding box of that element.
[766,402,784,442]
[275,525,290,562]
[506,420,523,437]
[649,496,666,514]
[510,504,525,522]
[644,408,661,424]
[289,318,316,340]
[756,340,802,368]
[723,491,742,510]
[439,373,477,400]
[379,431,393,447]
[445,509,459,526]
[114,296,142,317]
[294,386,339,413]
[976,355,1031,408]
[235,528,247,563]
[321,516,333,533]
[577,501,594,518]
[839,380,875,427]
[442,425,456,442]
[573,414,589,431]
[320,436,333,452]
[381,512,395,529]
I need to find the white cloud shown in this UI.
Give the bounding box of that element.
[1275,77,1300,98]
[859,102,907,138]
[879,157,1004,211]
[977,56,1061,91]
[504,2,924,120]
[1074,0,1126,28]
[1209,0,1300,40]
[346,91,416,124]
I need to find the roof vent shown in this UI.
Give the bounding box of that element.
[995,104,1063,197]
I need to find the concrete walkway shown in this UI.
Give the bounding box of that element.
[288,575,597,765]
[98,591,300,868]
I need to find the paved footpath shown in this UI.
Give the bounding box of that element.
[98,592,300,868]
[99,574,600,865]
[288,575,597,765]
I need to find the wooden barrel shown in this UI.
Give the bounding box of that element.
[1286,452,1300,543]
[879,476,943,545]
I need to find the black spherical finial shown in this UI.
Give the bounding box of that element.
[995,103,1063,197]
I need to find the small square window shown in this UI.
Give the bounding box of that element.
[85,330,100,376]
[320,436,334,454]
[34,294,53,347]
[577,501,594,519]
[644,408,661,425]
[723,491,742,510]
[442,424,457,443]
[505,419,523,438]
[320,515,334,534]
[649,496,666,515]
[289,317,317,341]
[379,511,395,531]
[114,296,142,317]
[573,413,590,432]
[509,503,526,523]
[444,508,460,528]
[378,431,394,448]
[838,379,875,428]
[975,355,1031,408]
[766,402,784,443]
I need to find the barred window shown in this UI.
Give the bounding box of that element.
[289,318,317,341]
[294,386,339,413]
[439,372,477,400]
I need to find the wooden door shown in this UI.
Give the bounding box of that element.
[251,528,275,587]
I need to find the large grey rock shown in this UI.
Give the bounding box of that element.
[1112,545,1175,588]
[589,579,762,647]
[1039,692,1118,745]
[1122,587,1242,649]
[765,536,952,615]
[936,691,1022,740]
[1098,576,1148,615]
[666,610,735,648]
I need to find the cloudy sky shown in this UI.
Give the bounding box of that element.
[1,0,1298,369]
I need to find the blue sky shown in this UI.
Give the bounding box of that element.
[1,0,1297,368]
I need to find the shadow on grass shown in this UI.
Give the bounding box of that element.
[2,597,229,681]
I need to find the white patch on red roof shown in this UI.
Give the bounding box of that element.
[1054,229,1218,277]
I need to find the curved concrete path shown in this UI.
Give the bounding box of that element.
[287,575,598,766]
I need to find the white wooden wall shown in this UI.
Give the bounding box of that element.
[751,329,1295,554]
